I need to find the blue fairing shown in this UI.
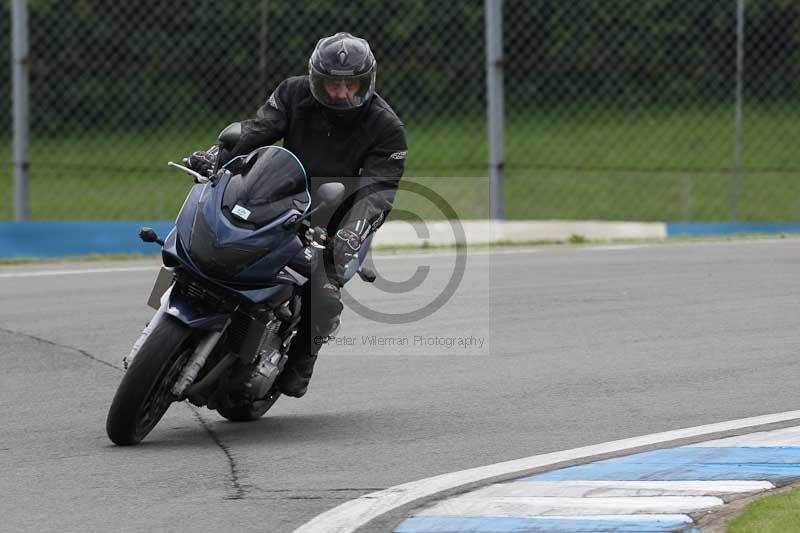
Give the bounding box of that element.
[166,289,228,331]
[188,171,304,279]
[175,182,205,248]
[164,283,295,330]
[163,227,299,304]
[160,149,313,331]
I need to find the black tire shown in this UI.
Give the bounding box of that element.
[106,315,195,445]
[216,389,281,422]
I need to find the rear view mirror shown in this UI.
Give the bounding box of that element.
[218,122,242,150]
[316,182,345,208]
[290,182,346,227]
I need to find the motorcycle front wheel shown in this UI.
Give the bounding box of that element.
[106,315,194,445]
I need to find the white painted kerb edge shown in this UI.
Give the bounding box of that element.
[372,219,666,247]
[291,409,800,533]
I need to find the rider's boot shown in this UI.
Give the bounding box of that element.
[277,352,319,398]
[277,281,342,398]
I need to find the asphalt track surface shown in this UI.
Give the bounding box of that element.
[1,238,799,532]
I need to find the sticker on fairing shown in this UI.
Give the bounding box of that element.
[232,204,252,220]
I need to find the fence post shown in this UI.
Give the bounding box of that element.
[485,0,505,220]
[11,0,30,221]
[259,0,269,95]
[732,0,745,221]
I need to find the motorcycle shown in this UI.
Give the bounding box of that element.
[106,124,375,446]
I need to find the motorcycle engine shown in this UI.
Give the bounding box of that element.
[222,319,286,401]
[243,321,285,399]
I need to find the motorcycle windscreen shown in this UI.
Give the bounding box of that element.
[222,146,310,228]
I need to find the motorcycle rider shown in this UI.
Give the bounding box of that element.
[186,32,407,398]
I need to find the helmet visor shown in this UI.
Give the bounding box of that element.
[309,66,376,110]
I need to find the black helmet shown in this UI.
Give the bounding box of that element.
[309,32,376,112]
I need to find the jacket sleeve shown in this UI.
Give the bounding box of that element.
[222,80,290,164]
[343,124,408,237]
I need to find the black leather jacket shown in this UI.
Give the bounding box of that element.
[225,75,407,237]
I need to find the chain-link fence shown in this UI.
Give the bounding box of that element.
[504,0,800,222]
[2,0,799,222]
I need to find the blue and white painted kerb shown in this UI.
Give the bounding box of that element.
[0,221,175,258]
[395,425,800,533]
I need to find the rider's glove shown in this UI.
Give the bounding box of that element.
[183,145,219,179]
[332,219,371,285]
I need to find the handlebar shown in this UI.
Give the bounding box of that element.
[167,161,211,184]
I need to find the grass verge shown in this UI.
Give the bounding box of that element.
[1,105,799,221]
[726,487,800,532]
[0,253,158,266]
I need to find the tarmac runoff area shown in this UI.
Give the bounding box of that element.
[4,239,800,532]
[393,424,800,533]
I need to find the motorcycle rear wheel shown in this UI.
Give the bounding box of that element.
[106,315,194,445]
[216,388,281,422]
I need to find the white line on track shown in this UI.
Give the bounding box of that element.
[0,244,648,280]
[0,248,546,279]
[583,244,647,251]
[291,409,800,533]
[0,266,159,279]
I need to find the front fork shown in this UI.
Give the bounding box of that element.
[125,278,229,399]
[123,285,173,370]
[171,327,226,397]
